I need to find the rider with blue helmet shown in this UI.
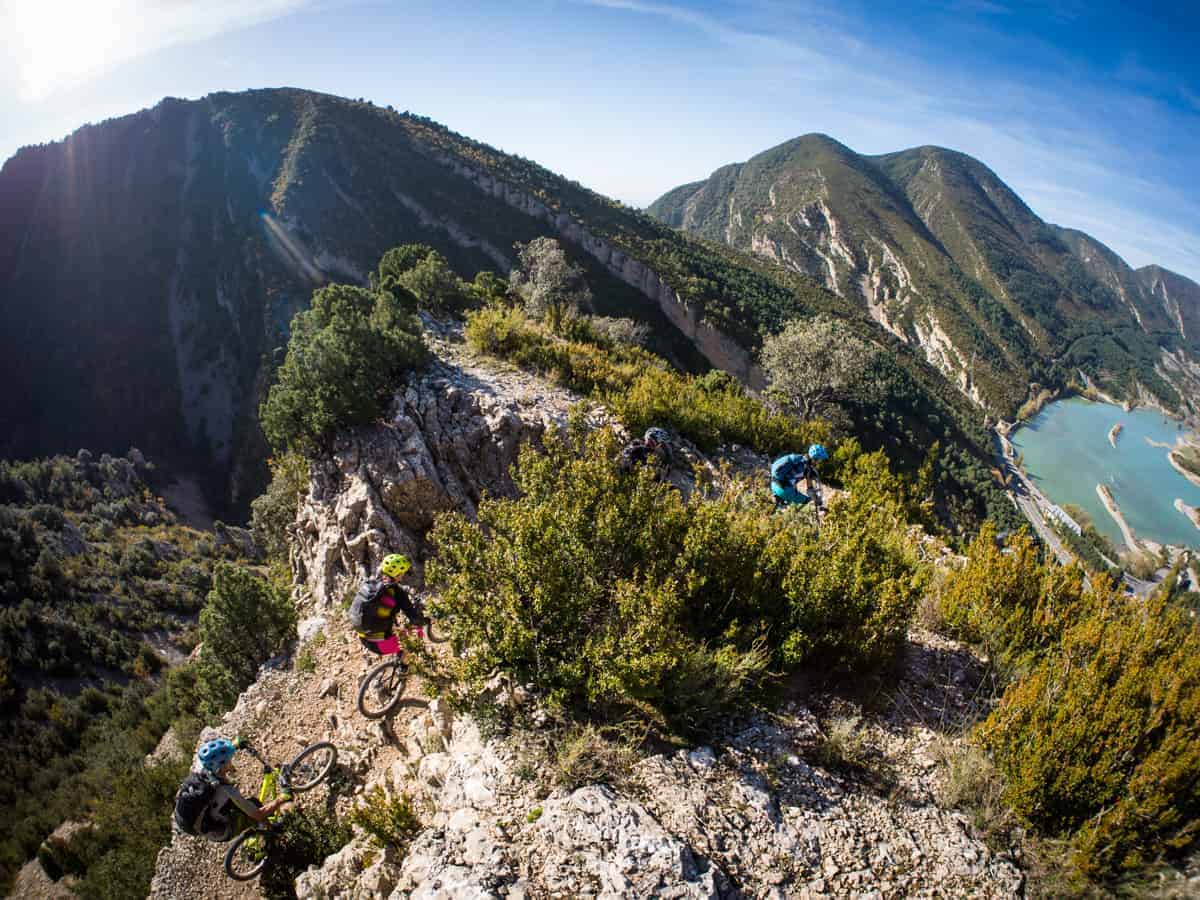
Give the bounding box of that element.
[174,737,292,841]
[770,443,828,508]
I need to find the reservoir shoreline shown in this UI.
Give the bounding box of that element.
[1175,498,1200,534]
[1011,396,1200,551]
[1097,483,1141,553]
[1168,449,1200,490]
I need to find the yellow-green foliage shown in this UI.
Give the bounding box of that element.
[349,788,421,849]
[426,426,922,734]
[465,305,828,457]
[942,527,1200,881]
[938,525,1091,676]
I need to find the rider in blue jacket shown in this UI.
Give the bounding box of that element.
[770,444,829,508]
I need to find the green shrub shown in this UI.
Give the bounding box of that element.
[399,250,474,315]
[349,787,422,849]
[942,529,1200,882]
[260,807,352,900]
[69,758,189,900]
[250,452,310,561]
[195,562,297,715]
[260,283,429,453]
[427,426,923,735]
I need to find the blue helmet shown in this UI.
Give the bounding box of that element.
[197,738,237,773]
[807,443,829,462]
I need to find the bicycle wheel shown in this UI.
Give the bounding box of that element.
[356,657,407,719]
[224,828,270,881]
[286,741,338,792]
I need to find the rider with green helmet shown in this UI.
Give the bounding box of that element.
[619,427,673,474]
[770,444,828,508]
[350,553,427,655]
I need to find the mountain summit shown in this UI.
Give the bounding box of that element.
[648,137,1200,415]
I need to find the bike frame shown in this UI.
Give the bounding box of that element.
[238,744,289,827]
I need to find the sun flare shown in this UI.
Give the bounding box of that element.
[10,0,127,99]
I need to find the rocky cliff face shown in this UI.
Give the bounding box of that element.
[1140,264,1200,345]
[0,89,710,513]
[148,332,1023,899]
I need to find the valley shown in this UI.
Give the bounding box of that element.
[2,85,1199,899]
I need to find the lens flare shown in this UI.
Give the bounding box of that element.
[260,212,323,284]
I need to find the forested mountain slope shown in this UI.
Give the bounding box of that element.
[650,136,1200,415]
[2,89,1006,520]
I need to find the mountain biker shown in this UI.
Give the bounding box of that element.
[351,553,428,656]
[619,427,673,474]
[174,737,291,841]
[770,444,829,509]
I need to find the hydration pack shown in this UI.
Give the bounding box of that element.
[348,577,394,635]
[173,772,218,836]
[771,454,809,486]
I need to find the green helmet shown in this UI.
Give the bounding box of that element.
[380,553,411,578]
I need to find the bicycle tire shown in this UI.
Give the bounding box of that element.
[356,657,407,719]
[286,741,338,792]
[224,828,270,881]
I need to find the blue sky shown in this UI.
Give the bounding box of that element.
[2,0,1197,281]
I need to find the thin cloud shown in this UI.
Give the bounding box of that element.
[3,0,314,100]
[579,0,1200,282]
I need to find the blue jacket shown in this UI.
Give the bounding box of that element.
[770,454,813,486]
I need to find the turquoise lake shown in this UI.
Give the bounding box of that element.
[1011,396,1200,549]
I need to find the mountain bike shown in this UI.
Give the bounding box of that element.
[356,619,440,719]
[222,740,339,881]
[810,475,826,535]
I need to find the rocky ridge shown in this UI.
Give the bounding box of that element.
[149,328,1023,898]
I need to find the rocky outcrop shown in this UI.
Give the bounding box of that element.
[6,859,75,900]
[296,630,1023,900]
[291,334,586,605]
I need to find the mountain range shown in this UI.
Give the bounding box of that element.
[2,88,1197,513]
[648,134,1200,416]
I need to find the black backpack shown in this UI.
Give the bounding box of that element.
[348,577,394,635]
[173,772,218,836]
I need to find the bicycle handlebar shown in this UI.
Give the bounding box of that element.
[236,740,272,773]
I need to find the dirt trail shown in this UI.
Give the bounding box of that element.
[150,623,436,899]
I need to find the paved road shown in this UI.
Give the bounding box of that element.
[1013,491,1073,566]
[1002,456,1156,596]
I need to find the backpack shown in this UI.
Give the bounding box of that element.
[173,772,219,836]
[770,454,808,486]
[620,440,672,473]
[348,577,395,635]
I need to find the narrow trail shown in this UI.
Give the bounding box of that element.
[149,623,437,899]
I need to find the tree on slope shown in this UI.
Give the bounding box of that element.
[260,282,427,453]
[195,562,296,714]
[759,315,875,422]
[509,237,592,333]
